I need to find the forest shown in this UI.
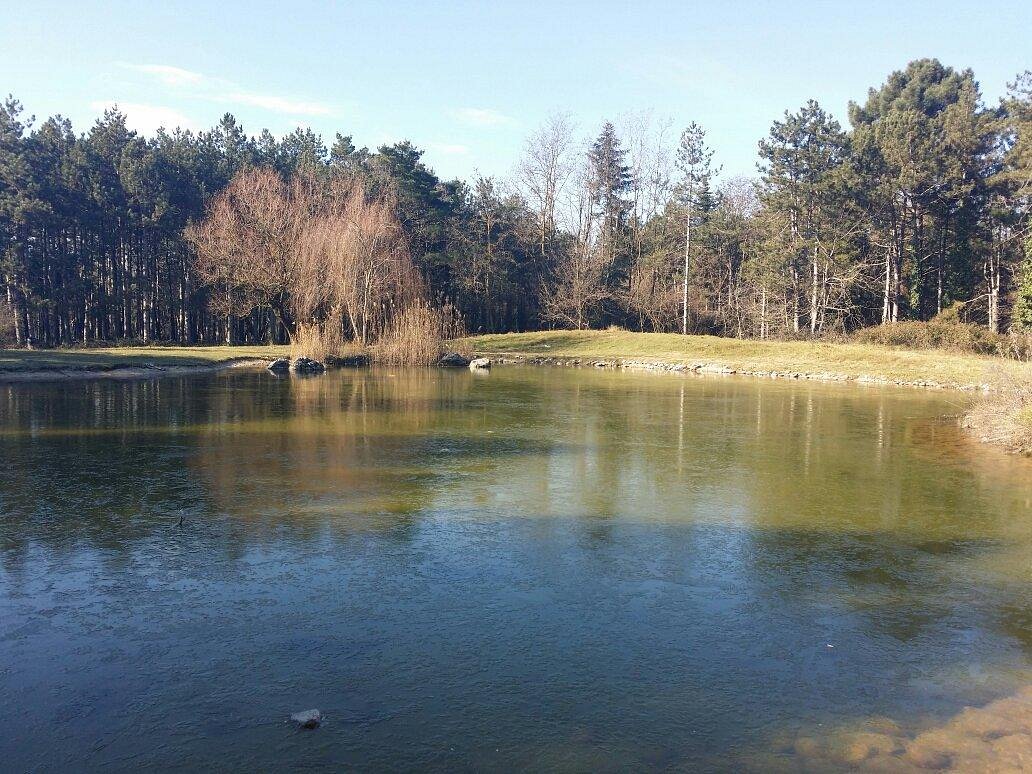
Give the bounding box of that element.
[1,58,1031,350]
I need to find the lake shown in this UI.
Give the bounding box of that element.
[1,366,1030,771]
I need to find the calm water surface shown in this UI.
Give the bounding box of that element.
[1,366,1030,771]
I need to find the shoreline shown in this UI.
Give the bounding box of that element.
[0,340,1028,457]
[473,347,1029,456]
[763,684,1032,771]
[479,352,996,392]
[0,357,271,384]
[962,387,1032,456]
[0,351,998,392]
[460,330,1032,395]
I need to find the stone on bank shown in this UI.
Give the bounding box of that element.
[268,357,327,375]
[438,352,471,367]
[289,357,326,374]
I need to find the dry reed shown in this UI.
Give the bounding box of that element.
[372,302,467,366]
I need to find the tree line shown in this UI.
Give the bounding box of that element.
[2,58,1031,349]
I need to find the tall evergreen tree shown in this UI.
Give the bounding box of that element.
[758,101,852,333]
[849,59,993,323]
[587,122,631,272]
[675,122,718,333]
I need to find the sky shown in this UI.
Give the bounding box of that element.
[2,0,1030,183]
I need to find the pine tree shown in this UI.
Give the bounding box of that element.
[675,122,718,334]
[758,101,851,334]
[587,122,631,270]
[849,59,993,323]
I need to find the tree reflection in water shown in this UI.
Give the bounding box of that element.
[0,367,1030,771]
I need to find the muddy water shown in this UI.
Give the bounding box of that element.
[0,366,1030,771]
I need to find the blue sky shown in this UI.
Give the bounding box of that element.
[3,0,1030,182]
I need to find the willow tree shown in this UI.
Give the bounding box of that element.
[187,167,414,348]
[298,176,419,345]
[186,168,304,340]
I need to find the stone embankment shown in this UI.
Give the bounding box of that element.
[480,353,993,392]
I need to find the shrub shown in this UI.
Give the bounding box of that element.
[853,316,1013,358]
[1003,329,1032,362]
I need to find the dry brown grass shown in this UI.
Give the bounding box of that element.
[964,375,1032,454]
[0,345,290,375]
[288,321,348,362]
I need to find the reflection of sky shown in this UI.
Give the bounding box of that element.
[0,368,1030,770]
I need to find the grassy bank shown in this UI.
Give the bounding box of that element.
[459,329,1032,390]
[0,345,288,379]
[4,332,1031,391]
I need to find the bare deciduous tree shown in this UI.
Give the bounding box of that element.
[541,160,612,329]
[186,168,306,339]
[516,112,575,259]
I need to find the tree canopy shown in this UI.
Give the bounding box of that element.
[1,58,1030,348]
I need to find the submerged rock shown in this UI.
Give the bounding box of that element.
[780,685,1032,772]
[325,353,370,368]
[290,357,326,374]
[291,709,322,729]
[468,357,491,370]
[438,352,471,367]
[267,357,291,373]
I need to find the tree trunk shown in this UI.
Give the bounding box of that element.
[682,207,691,335]
[809,249,819,335]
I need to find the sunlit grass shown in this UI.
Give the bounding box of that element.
[458,329,1032,389]
[0,344,289,373]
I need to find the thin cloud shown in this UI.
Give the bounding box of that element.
[90,101,199,134]
[119,62,336,117]
[453,107,514,127]
[118,63,205,87]
[223,91,332,117]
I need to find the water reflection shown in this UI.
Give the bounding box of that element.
[0,367,1030,771]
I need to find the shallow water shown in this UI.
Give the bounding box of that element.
[0,366,1030,771]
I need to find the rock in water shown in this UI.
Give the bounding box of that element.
[325,353,370,368]
[267,357,291,373]
[469,357,491,370]
[291,709,322,729]
[290,357,326,374]
[438,352,471,367]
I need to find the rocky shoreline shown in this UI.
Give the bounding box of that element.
[0,349,1004,395]
[0,357,270,383]
[480,352,994,392]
